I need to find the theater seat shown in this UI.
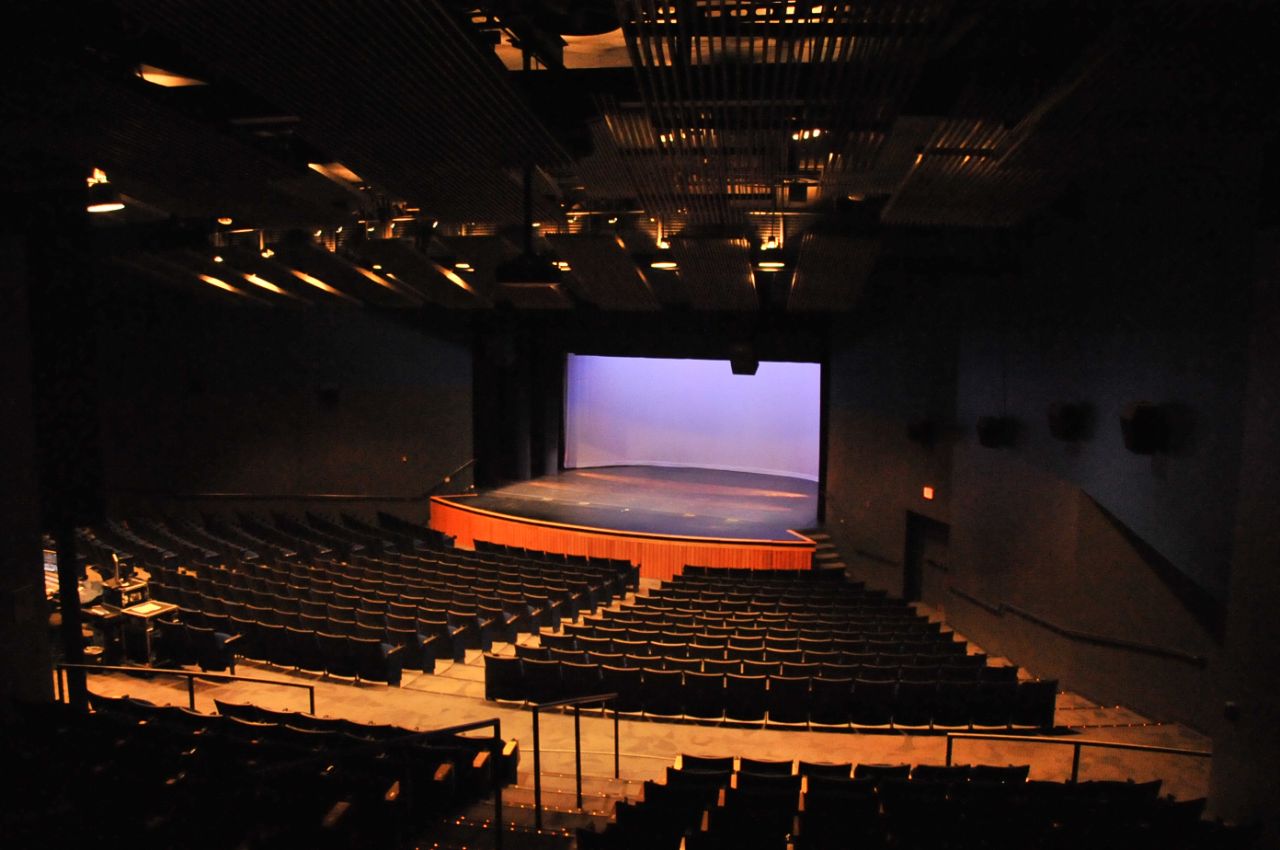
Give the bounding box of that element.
[483,654,525,703]
[349,635,404,685]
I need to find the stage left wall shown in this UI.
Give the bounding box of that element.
[94,278,473,521]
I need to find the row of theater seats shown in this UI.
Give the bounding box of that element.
[149,548,631,615]
[5,695,517,850]
[147,553,630,656]
[542,626,994,673]
[484,567,1055,729]
[149,579,566,663]
[90,511,453,568]
[515,640,1009,679]
[96,514,636,687]
[109,512,637,593]
[484,653,1053,729]
[152,614,413,685]
[578,757,1240,850]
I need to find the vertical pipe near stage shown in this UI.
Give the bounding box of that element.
[574,705,583,809]
[532,707,543,831]
[493,721,504,850]
[54,523,87,710]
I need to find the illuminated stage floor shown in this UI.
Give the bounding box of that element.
[460,466,818,541]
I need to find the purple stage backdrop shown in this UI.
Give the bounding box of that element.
[564,354,821,481]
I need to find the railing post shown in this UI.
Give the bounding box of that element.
[945,734,953,766]
[613,705,620,779]
[533,707,543,832]
[187,674,196,710]
[493,719,504,850]
[574,705,583,810]
[1070,743,1082,783]
[55,664,65,704]
[308,686,316,716]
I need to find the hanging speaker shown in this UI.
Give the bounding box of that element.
[728,342,758,375]
[976,416,1017,448]
[1121,402,1170,454]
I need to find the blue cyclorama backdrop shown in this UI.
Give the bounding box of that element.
[563,354,821,481]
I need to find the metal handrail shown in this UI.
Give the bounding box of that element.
[947,586,1209,666]
[428,457,477,496]
[529,692,620,831]
[944,732,1212,783]
[55,662,317,715]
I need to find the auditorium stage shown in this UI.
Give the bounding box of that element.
[430,466,819,579]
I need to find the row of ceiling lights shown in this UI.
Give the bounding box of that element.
[88,166,793,287]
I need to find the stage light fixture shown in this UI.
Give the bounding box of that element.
[649,249,678,270]
[85,168,125,213]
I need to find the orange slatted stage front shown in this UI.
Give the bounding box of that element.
[429,466,818,581]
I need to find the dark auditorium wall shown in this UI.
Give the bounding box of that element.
[93,281,473,519]
[828,136,1262,735]
[937,138,1258,732]
[1210,227,1280,845]
[824,292,959,597]
[0,233,54,704]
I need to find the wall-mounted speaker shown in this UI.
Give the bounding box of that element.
[976,416,1017,448]
[1121,402,1170,454]
[1047,402,1094,442]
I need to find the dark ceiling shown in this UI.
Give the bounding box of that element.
[2,0,1275,315]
